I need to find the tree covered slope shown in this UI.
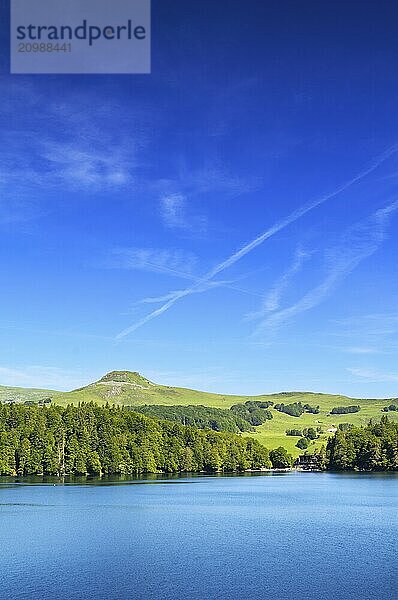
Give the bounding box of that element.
[0,403,270,476]
[0,370,396,456]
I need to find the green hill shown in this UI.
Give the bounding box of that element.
[0,385,58,404]
[1,370,397,457]
[60,370,262,407]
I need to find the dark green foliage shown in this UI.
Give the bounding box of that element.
[287,427,318,444]
[286,429,302,436]
[303,427,317,440]
[296,437,309,449]
[274,402,304,417]
[0,403,271,476]
[327,417,398,471]
[274,401,319,417]
[39,398,52,405]
[269,446,293,468]
[316,446,328,470]
[338,423,354,432]
[230,401,273,426]
[303,403,320,414]
[330,405,360,415]
[132,404,254,433]
[382,404,398,412]
[133,401,273,432]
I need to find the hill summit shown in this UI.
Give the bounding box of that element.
[97,371,154,386]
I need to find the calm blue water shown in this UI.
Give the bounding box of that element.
[0,472,396,600]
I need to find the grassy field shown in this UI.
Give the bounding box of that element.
[244,394,395,456]
[1,370,396,457]
[0,385,57,403]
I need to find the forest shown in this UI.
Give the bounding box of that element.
[0,403,271,476]
[1,403,397,476]
[132,402,271,433]
[326,417,398,470]
[273,401,320,417]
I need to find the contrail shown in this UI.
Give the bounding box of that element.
[117,253,267,300]
[246,246,311,319]
[254,199,398,335]
[115,145,398,339]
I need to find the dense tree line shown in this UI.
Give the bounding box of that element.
[133,401,273,432]
[330,405,360,414]
[274,401,319,417]
[327,417,398,470]
[1,403,396,476]
[382,404,398,412]
[230,401,273,426]
[0,403,271,476]
[132,404,255,433]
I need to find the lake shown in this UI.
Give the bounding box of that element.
[0,472,397,599]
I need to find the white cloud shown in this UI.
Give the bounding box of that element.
[0,84,143,229]
[332,313,398,337]
[107,247,198,277]
[328,314,398,355]
[159,192,207,232]
[160,194,187,228]
[156,166,259,233]
[155,166,259,200]
[136,280,229,305]
[347,367,398,383]
[41,140,133,190]
[247,247,312,320]
[116,146,398,339]
[343,347,379,355]
[0,365,87,391]
[253,199,398,335]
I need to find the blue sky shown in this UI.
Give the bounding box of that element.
[1,0,398,397]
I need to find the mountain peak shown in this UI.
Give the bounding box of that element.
[97,371,153,386]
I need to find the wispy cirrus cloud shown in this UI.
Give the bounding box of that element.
[327,313,398,356]
[154,166,259,200]
[347,367,398,383]
[253,199,398,335]
[332,313,398,338]
[263,248,312,313]
[116,145,398,339]
[160,194,187,228]
[106,247,198,278]
[0,365,87,391]
[0,83,142,227]
[343,346,380,355]
[156,165,260,233]
[106,247,257,312]
[135,280,231,305]
[159,193,207,232]
[41,140,133,189]
[0,134,134,195]
[246,247,312,320]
